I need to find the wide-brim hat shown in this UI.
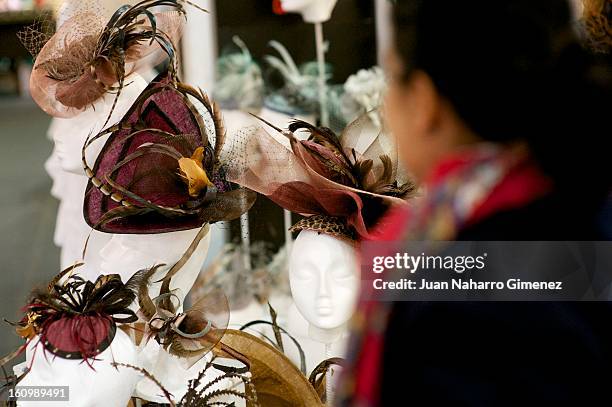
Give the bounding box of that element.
[219,329,323,407]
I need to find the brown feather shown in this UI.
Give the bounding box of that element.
[364,155,391,192]
[112,363,176,406]
[354,159,374,187]
[136,265,166,320]
[289,120,351,165]
[300,142,358,186]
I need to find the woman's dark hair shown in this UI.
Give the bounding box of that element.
[393,0,611,200]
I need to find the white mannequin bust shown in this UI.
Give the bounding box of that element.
[46,120,89,265]
[288,230,357,404]
[281,0,338,23]
[288,230,359,344]
[48,75,148,276]
[99,226,212,303]
[17,329,140,407]
[44,146,68,251]
[99,227,215,402]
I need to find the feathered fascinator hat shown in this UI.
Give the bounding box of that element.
[230,113,415,241]
[83,70,256,235]
[0,264,138,368]
[264,40,332,117]
[113,266,256,404]
[19,0,205,118]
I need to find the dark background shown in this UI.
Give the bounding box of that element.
[216,0,377,83]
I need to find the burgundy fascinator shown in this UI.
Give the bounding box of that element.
[83,70,256,235]
[19,0,205,119]
[0,264,137,367]
[230,113,415,240]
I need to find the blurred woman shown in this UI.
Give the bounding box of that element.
[341,0,611,405]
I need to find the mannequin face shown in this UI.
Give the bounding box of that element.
[44,146,64,199]
[281,0,338,23]
[52,116,104,175]
[289,230,359,330]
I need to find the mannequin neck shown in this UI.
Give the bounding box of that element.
[308,323,346,344]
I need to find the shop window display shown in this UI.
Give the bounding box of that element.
[1,0,609,406]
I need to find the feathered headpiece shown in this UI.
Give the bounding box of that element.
[19,0,206,119]
[112,267,259,405]
[1,264,138,368]
[113,355,254,406]
[214,36,264,111]
[230,112,415,240]
[133,265,230,367]
[264,40,332,116]
[83,70,256,235]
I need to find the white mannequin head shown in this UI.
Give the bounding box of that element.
[289,230,359,340]
[281,0,338,23]
[99,227,212,302]
[44,146,63,200]
[19,329,139,407]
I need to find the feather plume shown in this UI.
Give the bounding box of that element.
[240,304,307,375]
[135,261,229,364]
[112,356,253,406]
[130,265,166,320]
[112,362,176,406]
[288,120,348,163]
